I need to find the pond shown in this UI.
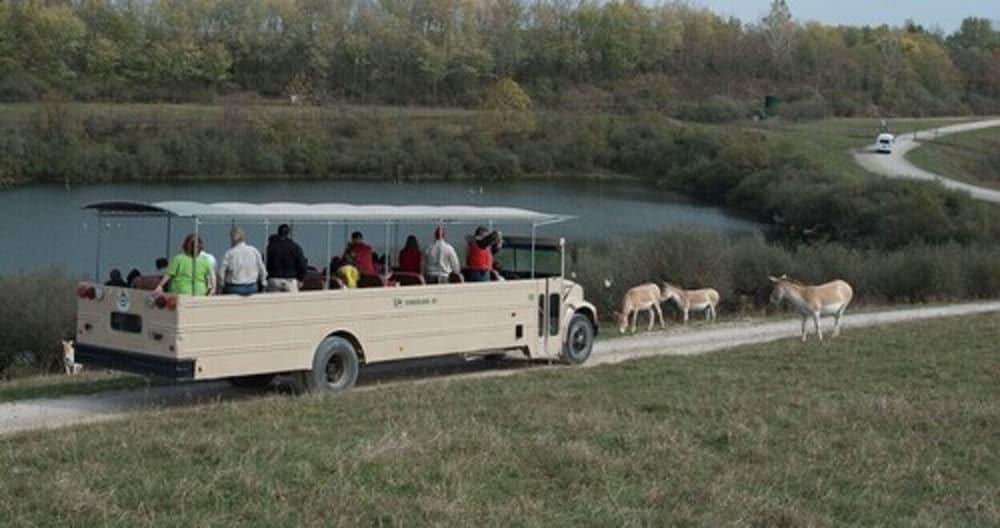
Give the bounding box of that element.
[0,180,761,276]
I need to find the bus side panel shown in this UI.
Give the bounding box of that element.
[175,281,545,380]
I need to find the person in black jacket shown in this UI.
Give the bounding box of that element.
[265,224,308,292]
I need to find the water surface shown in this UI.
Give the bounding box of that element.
[0,180,760,276]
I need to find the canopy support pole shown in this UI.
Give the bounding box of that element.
[193,218,200,294]
[384,222,391,273]
[95,212,103,281]
[164,216,172,262]
[325,222,333,288]
[530,223,536,279]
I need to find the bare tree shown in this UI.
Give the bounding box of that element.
[761,0,795,81]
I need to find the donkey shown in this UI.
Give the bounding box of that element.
[616,283,667,333]
[661,282,720,324]
[769,275,854,342]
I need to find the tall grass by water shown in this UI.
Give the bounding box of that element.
[4,237,999,378]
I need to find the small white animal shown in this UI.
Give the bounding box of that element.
[62,340,82,375]
[615,283,666,333]
[661,282,720,324]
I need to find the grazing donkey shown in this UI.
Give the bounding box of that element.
[661,282,720,323]
[769,275,854,342]
[616,283,667,333]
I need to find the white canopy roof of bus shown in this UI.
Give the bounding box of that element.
[83,201,572,225]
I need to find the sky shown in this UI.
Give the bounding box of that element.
[691,1,1000,33]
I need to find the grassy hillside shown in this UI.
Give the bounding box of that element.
[2,314,997,526]
[745,117,973,178]
[907,125,1000,190]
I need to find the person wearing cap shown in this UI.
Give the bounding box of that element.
[465,226,503,282]
[424,226,460,284]
[219,227,268,296]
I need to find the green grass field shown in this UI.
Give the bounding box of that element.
[1,313,997,526]
[907,125,1000,190]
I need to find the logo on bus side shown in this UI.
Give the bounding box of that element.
[393,297,438,308]
[116,291,130,312]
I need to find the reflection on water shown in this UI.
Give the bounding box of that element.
[0,180,760,276]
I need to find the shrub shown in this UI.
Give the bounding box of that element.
[572,232,1000,322]
[0,71,50,102]
[674,95,747,123]
[0,270,77,378]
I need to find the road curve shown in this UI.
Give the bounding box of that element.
[852,118,1000,203]
[2,301,999,436]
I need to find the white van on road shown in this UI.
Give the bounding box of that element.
[876,133,894,154]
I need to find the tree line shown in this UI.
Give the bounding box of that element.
[1,1,998,115]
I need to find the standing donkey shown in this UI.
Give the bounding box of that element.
[616,283,667,333]
[769,275,854,341]
[661,282,720,324]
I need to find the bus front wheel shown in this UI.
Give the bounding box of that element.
[303,336,360,393]
[562,313,595,365]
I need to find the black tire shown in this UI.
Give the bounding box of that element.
[302,336,360,393]
[229,374,275,389]
[562,313,595,365]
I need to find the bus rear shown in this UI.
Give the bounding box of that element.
[74,283,190,379]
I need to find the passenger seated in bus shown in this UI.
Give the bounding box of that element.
[126,268,141,287]
[105,269,129,287]
[337,252,361,288]
[398,235,422,274]
[219,227,267,296]
[424,226,460,284]
[155,257,168,273]
[465,227,503,282]
[154,234,216,296]
[344,231,377,275]
[266,224,308,292]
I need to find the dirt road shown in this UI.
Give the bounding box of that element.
[852,118,1000,203]
[2,301,999,436]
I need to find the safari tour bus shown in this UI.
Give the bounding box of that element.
[74,202,598,392]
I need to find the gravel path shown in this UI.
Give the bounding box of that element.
[2,301,999,436]
[852,118,1000,203]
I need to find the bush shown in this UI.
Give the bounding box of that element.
[0,72,50,102]
[776,96,831,120]
[572,232,1000,322]
[0,270,77,378]
[674,95,747,123]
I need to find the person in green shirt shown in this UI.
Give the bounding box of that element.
[154,234,216,296]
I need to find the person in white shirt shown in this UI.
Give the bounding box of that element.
[424,226,461,284]
[219,227,267,295]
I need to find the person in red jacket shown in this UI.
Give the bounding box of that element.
[465,226,502,282]
[398,235,423,274]
[344,231,377,275]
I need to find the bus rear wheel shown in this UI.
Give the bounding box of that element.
[562,313,594,365]
[303,336,360,393]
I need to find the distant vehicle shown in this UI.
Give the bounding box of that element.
[74,201,599,393]
[876,133,894,154]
